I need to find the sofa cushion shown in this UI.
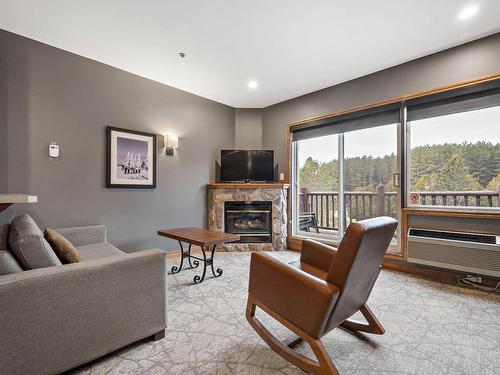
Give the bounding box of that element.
[8,215,62,269]
[0,223,9,251]
[77,242,125,261]
[0,250,23,275]
[44,228,81,264]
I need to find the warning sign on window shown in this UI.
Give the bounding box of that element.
[410,192,420,204]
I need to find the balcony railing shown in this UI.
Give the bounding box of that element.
[299,185,500,231]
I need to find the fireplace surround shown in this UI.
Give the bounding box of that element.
[207,183,289,251]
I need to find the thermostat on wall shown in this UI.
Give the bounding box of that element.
[49,142,60,158]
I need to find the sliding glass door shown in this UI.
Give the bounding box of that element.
[291,107,402,253]
[343,123,401,250]
[292,134,341,242]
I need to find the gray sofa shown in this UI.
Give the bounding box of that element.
[0,216,167,375]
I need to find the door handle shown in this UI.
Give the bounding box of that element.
[393,173,400,188]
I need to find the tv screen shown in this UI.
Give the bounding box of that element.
[221,150,274,182]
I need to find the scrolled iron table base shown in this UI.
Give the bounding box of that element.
[171,241,223,284]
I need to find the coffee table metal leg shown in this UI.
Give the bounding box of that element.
[171,241,185,274]
[209,244,223,278]
[186,244,199,269]
[193,246,208,284]
[174,243,223,284]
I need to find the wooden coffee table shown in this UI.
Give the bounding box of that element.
[158,227,240,284]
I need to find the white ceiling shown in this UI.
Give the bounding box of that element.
[1,1,499,108]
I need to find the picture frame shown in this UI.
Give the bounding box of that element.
[106,126,157,188]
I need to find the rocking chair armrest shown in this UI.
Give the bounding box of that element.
[300,239,337,272]
[248,252,339,338]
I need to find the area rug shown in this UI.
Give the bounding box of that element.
[74,251,500,375]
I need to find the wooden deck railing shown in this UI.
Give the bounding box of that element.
[416,191,499,207]
[299,185,500,231]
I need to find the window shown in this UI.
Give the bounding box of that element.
[294,134,340,241]
[344,124,400,244]
[291,105,401,252]
[290,79,500,258]
[407,88,500,209]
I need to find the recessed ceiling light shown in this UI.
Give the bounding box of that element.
[247,80,259,89]
[458,5,478,20]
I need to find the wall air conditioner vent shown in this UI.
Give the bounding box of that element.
[407,228,500,278]
[408,228,497,244]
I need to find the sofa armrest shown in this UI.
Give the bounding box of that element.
[55,225,107,246]
[248,252,339,338]
[0,250,167,375]
[300,239,337,272]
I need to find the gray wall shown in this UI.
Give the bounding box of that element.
[0,35,6,192]
[234,108,263,149]
[0,29,235,252]
[263,32,500,174]
[3,28,500,251]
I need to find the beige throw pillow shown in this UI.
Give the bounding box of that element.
[44,228,80,264]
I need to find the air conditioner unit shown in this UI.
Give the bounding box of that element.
[407,228,500,278]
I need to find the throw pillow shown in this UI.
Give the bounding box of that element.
[9,214,62,269]
[44,228,80,264]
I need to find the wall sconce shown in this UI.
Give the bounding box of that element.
[165,135,179,155]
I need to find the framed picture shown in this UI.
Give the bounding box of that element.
[106,126,157,188]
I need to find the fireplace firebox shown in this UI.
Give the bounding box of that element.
[224,201,272,243]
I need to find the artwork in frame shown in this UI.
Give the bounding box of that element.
[106,126,157,188]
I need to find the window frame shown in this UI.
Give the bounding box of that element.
[287,74,500,258]
[290,120,403,254]
[405,111,500,211]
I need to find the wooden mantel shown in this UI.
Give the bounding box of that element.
[207,182,289,189]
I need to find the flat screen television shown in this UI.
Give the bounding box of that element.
[221,150,274,182]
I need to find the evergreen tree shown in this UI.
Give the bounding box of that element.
[414,173,439,191]
[299,157,320,191]
[429,155,481,191]
[298,141,498,194]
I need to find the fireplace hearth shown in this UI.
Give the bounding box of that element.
[225,201,272,243]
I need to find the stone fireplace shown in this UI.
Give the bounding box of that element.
[207,183,289,251]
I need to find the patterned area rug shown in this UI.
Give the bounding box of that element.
[75,251,500,375]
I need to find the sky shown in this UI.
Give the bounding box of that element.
[117,137,148,163]
[298,105,500,167]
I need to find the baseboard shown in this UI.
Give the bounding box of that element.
[382,257,500,287]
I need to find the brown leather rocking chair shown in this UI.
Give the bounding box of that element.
[246,216,398,375]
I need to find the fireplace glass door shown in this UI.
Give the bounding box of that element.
[225,201,272,243]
